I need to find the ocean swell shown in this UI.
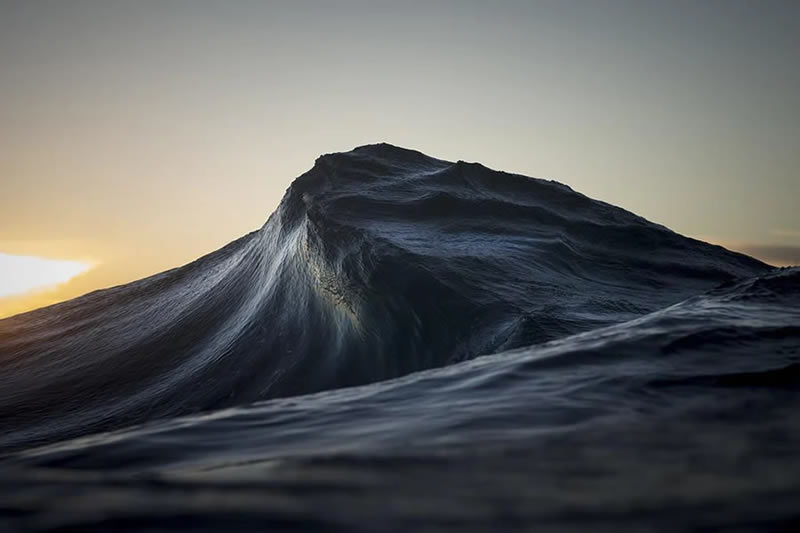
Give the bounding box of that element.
[0,144,771,451]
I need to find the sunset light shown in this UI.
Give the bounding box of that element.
[0,253,90,299]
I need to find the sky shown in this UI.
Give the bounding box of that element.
[0,0,798,317]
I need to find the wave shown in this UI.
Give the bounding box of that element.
[0,143,771,451]
[1,143,798,530]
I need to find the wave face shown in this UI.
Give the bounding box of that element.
[0,144,796,530]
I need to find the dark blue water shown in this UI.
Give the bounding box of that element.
[0,144,797,531]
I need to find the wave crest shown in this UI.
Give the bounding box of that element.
[0,143,772,450]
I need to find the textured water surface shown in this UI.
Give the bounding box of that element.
[0,144,797,531]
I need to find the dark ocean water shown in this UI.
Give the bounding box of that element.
[0,144,797,531]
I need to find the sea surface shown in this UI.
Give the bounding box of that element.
[0,144,797,531]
